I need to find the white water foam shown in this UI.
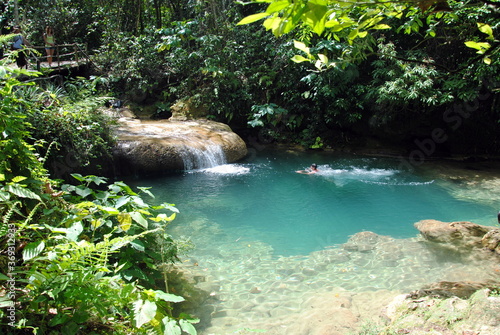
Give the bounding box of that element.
[316,165,398,184]
[361,180,435,186]
[318,166,397,178]
[199,164,251,175]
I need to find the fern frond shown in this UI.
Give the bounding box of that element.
[39,141,59,165]
[26,228,162,283]
[17,202,44,234]
[1,200,22,226]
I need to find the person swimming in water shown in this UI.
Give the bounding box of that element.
[296,163,319,175]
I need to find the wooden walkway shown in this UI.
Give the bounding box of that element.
[3,43,91,82]
[29,43,90,71]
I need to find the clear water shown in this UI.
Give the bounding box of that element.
[125,149,500,333]
[127,149,497,257]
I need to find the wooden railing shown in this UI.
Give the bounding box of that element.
[29,43,89,70]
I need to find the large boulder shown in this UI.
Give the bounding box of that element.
[414,219,499,255]
[112,118,247,175]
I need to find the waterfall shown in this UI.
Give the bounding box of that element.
[179,143,227,170]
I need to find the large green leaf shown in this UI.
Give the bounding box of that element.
[5,184,41,200]
[477,23,494,40]
[75,186,93,198]
[118,212,132,231]
[304,0,327,35]
[162,317,182,335]
[237,12,269,25]
[65,221,84,241]
[133,299,157,328]
[114,195,130,209]
[11,176,27,183]
[267,0,290,13]
[179,319,197,335]
[130,211,148,228]
[23,240,45,261]
[464,41,490,54]
[294,40,310,54]
[154,290,185,303]
[113,181,137,195]
[99,206,120,215]
[291,55,310,63]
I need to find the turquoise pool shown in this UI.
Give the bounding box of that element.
[129,149,498,257]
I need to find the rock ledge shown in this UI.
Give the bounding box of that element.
[112,118,248,175]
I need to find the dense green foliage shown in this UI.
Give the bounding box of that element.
[0,66,196,333]
[18,76,116,179]
[0,0,499,333]
[4,1,497,151]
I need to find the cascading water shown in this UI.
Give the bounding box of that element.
[179,143,227,170]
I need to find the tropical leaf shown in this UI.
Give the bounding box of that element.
[267,0,290,13]
[179,319,197,335]
[114,195,130,209]
[133,299,157,328]
[23,240,45,261]
[464,41,490,54]
[91,218,104,229]
[5,184,41,200]
[477,23,494,40]
[75,186,93,198]
[65,221,84,241]
[294,40,310,55]
[99,206,120,215]
[162,317,182,335]
[118,212,132,231]
[154,290,185,303]
[130,211,148,228]
[11,176,27,183]
[150,213,176,223]
[137,187,154,198]
[304,0,327,35]
[373,24,391,30]
[237,13,269,25]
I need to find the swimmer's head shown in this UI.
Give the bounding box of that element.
[311,163,318,169]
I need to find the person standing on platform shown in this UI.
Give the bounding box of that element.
[11,25,31,69]
[43,26,56,67]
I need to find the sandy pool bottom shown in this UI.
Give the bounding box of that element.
[169,217,499,335]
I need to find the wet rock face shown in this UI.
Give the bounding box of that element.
[414,220,499,254]
[112,118,248,175]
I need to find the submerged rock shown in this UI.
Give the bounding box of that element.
[112,118,247,175]
[342,231,393,252]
